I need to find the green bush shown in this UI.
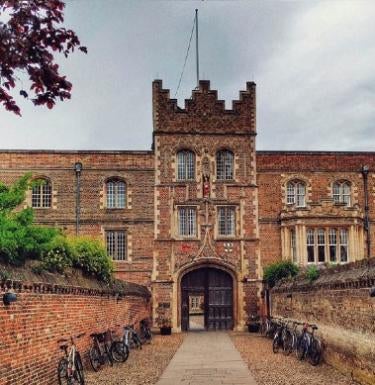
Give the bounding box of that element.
[39,235,73,273]
[0,175,113,282]
[305,265,320,282]
[263,260,299,288]
[69,236,113,283]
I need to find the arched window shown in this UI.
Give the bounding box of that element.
[216,150,234,180]
[31,178,52,208]
[106,179,126,208]
[286,180,306,207]
[332,181,351,206]
[177,150,195,181]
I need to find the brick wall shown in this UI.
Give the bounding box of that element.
[0,150,155,287]
[0,278,151,385]
[270,258,375,385]
[257,151,375,267]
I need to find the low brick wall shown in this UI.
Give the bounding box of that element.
[270,259,375,385]
[0,278,151,385]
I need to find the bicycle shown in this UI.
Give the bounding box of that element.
[296,323,322,366]
[88,331,113,372]
[283,320,301,355]
[106,328,129,363]
[57,333,85,385]
[125,324,143,349]
[139,319,152,344]
[272,318,288,354]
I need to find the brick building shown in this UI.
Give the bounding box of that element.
[1,80,374,331]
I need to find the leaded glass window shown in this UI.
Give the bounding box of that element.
[31,179,52,208]
[178,207,197,237]
[106,180,126,208]
[106,230,126,260]
[216,150,234,180]
[218,206,235,236]
[286,180,306,207]
[177,150,195,181]
[333,181,351,206]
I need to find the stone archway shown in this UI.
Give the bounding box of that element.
[180,266,234,331]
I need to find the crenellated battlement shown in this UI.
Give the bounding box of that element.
[152,79,256,135]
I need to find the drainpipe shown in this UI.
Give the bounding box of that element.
[74,162,83,236]
[361,165,370,258]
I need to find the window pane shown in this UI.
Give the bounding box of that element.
[117,182,126,208]
[340,229,348,262]
[329,229,337,262]
[307,229,315,263]
[42,183,52,208]
[290,229,297,263]
[32,185,41,208]
[107,182,115,208]
[287,183,295,204]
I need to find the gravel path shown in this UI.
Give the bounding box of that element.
[230,332,358,385]
[86,334,184,385]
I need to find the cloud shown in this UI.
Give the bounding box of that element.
[0,0,374,151]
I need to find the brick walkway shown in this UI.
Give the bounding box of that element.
[156,332,258,385]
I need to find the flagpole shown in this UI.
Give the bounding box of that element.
[195,9,199,88]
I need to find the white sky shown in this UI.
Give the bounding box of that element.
[1,0,374,151]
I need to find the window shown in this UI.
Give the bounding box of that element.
[216,150,234,180]
[286,180,306,207]
[177,150,195,181]
[218,206,235,236]
[178,207,197,237]
[333,181,351,206]
[106,230,126,260]
[31,179,52,208]
[106,179,126,208]
[290,229,297,263]
[306,228,349,264]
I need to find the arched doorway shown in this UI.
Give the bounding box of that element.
[181,267,233,331]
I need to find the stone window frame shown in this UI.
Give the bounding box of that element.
[175,205,199,239]
[29,176,53,209]
[176,149,196,182]
[103,177,128,210]
[216,149,235,181]
[306,227,349,264]
[332,179,352,207]
[105,228,128,261]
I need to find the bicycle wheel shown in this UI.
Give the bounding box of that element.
[74,352,85,385]
[272,334,280,354]
[308,338,322,366]
[111,341,129,362]
[282,330,293,356]
[57,358,69,385]
[296,336,306,360]
[89,346,101,372]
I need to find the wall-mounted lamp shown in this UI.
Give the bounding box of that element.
[3,292,17,306]
[369,287,375,297]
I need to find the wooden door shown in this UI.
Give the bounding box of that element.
[181,267,233,331]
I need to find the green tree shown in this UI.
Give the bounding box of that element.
[263,260,299,288]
